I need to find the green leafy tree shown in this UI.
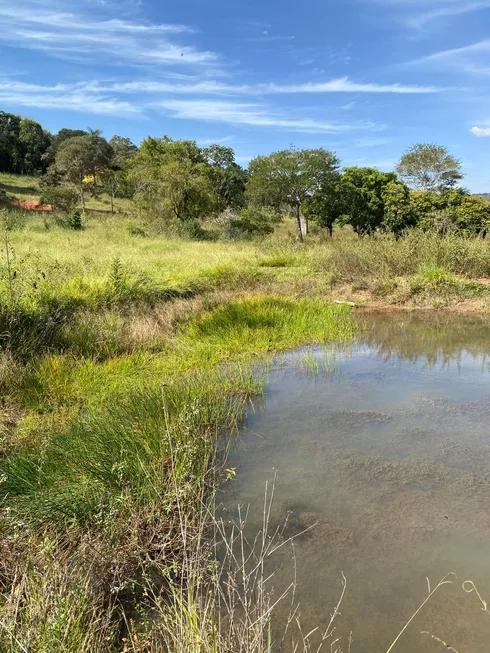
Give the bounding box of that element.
[0,112,51,174]
[302,167,343,237]
[247,148,340,242]
[109,135,138,167]
[381,180,415,235]
[341,167,397,235]
[410,190,447,222]
[396,143,463,192]
[453,195,490,235]
[129,136,213,226]
[55,134,113,211]
[415,189,490,236]
[97,136,138,213]
[43,128,88,169]
[0,112,23,173]
[19,118,52,174]
[203,145,248,213]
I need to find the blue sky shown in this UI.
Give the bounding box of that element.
[2,0,490,190]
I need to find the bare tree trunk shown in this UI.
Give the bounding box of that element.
[79,175,85,212]
[294,204,304,242]
[110,187,115,214]
[304,216,309,235]
[327,223,333,238]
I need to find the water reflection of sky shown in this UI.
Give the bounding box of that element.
[227,312,490,653]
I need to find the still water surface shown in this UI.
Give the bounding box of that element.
[225,312,490,652]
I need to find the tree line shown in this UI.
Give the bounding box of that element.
[2,108,489,238]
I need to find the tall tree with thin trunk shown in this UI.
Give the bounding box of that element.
[396,143,463,192]
[247,148,340,242]
[55,134,113,211]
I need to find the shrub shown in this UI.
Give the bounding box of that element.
[228,206,279,238]
[66,210,83,230]
[40,185,79,213]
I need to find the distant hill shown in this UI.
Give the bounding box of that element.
[474,193,490,202]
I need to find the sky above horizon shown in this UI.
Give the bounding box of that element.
[2,0,490,190]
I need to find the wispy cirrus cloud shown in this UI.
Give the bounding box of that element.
[407,1,490,28]
[197,135,234,145]
[0,81,140,116]
[365,0,490,28]
[156,98,382,133]
[89,77,443,95]
[405,39,490,74]
[0,0,217,67]
[0,75,443,120]
[0,0,445,131]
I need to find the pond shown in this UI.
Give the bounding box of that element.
[224,311,490,652]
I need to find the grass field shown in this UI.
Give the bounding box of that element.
[1,174,490,650]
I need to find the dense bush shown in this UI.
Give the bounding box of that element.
[66,209,83,230]
[228,206,279,238]
[40,184,79,213]
[415,191,490,236]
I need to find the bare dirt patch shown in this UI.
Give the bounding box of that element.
[10,199,52,212]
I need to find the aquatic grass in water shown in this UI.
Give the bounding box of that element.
[183,297,353,359]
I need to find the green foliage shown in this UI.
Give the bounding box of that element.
[302,164,343,236]
[56,133,114,211]
[0,111,52,175]
[40,184,79,213]
[257,252,302,268]
[0,296,353,529]
[410,189,446,220]
[204,144,248,213]
[44,128,88,168]
[229,206,279,238]
[452,195,490,235]
[247,148,340,241]
[414,189,490,235]
[341,167,397,235]
[108,135,138,168]
[381,180,415,234]
[396,143,463,192]
[19,118,52,175]
[130,136,213,226]
[66,209,83,230]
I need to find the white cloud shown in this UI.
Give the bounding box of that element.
[0,1,217,68]
[0,81,139,116]
[471,126,490,137]
[355,137,392,147]
[93,77,441,96]
[197,135,234,145]
[260,78,440,94]
[405,39,490,75]
[366,0,490,27]
[407,1,490,27]
[157,98,382,133]
[244,35,296,42]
